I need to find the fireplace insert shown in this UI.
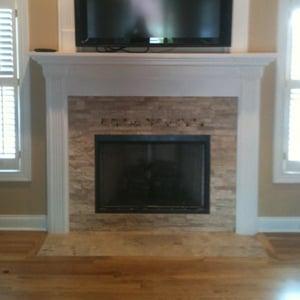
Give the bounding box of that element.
[95,135,210,213]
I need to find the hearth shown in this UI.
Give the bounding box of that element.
[95,135,210,214]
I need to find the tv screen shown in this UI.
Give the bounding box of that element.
[75,0,233,48]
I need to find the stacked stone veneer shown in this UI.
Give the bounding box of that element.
[68,97,237,231]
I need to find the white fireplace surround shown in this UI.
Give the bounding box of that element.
[32,52,275,235]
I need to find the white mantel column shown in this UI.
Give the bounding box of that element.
[235,67,264,235]
[43,66,70,233]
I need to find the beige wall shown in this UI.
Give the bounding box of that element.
[0,63,47,215]
[249,0,300,216]
[0,0,299,217]
[29,0,58,51]
[0,0,58,215]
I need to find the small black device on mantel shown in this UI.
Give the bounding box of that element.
[34,48,57,53]
[74,0,233,50]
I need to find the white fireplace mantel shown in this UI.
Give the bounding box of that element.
[31,52,276,235]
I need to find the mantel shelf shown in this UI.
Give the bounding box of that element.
[30,52,277,67]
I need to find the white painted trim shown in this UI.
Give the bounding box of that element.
[0,0,31,182]
[17,0,31,181]
[0,215,47,231]
[58,0,249,53]
[258,217,300,233]
[17,0,30,81]
[58,0,75,52]
[0,170,31,182]
[31,52,275,235]
[231,0,250,52]
[273,0,300,183]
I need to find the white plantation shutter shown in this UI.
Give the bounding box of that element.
[0,0,19,171]
[288,89,300,163]
[274,0,300,181]
[0,9,14,77]
[282,2,300,174]
[290,7,300,81]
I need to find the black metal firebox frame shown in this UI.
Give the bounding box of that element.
[95,135,210,214]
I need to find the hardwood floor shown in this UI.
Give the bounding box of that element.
[265,233,300,261]
[0,232,46,260]
[0,232,300,299]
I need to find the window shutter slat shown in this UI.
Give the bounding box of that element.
[0,2,18,165]
[0,8,14,78]
[0,86,16,159]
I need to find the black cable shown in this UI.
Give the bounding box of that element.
[96,46,121,53]
[105,46,124,52]
[120,46,150,53]
[96,46,151,53]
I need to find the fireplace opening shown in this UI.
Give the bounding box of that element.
[95,135,210,214]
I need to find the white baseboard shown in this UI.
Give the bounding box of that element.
[258,217,300,233]
[0,215,47,231]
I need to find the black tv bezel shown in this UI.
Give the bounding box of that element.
[75,0,233,48]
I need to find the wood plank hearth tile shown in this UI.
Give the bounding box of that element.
[38,232,267,258]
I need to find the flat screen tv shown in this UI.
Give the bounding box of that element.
[75,0,233,48]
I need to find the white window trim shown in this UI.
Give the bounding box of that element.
[57,0,250,53]
[0,0,31,182]
[274,0,300,183]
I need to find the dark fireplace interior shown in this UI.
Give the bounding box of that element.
[95,135,210,213]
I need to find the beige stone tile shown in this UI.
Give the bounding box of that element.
[38,231,267,258]
[68,97,238,231]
